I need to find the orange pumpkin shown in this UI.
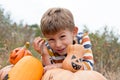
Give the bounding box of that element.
[6,56,44,80]
[9,42,32,65]
[62,44,85,72]
[0,65,13,80]
[41,68,107,80]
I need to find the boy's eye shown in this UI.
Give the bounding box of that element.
[48,39,54,41]
[61,35,66,38]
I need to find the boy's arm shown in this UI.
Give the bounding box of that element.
[44,63,62,73]
[33,37,52,65]
[81,33,94,70]
[41,53,51,66]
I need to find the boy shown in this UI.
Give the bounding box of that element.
[33,7,94,72]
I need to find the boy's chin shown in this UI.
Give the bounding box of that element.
[58,52,67,56]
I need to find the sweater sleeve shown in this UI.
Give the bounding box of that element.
[78,32,94,70]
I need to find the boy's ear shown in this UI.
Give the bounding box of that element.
[73,26,78,36]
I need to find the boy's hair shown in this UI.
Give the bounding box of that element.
[40,7,75,35]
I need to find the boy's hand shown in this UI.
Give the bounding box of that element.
[44,63,62,73]
[33,37,48,55]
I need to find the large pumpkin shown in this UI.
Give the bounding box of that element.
[5,56,44,80]
[62,44,85,72]
[0,65,13,80]
[41,68,107,80]
[9,42,32,65]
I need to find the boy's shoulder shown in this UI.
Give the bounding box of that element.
[77,32,89,37]
[77,32,83,36]
[76,32,90,44]
[78,32,89,35]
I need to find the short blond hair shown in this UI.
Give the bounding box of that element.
[40,7,75,35]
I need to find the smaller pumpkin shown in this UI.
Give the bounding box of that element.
[0,65,13,80]
[9,42,32,65]
[6,56,44,80]
[62,44,85,72]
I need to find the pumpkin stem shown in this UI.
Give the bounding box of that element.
[24,42,30,49]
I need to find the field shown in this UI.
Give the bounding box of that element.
[0,25,120,80]
[0,7,120,79]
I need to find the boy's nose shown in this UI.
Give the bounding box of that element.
[55,40,62,48]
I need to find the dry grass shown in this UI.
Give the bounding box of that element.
[0,22,120,79]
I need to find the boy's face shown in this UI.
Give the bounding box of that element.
[44,27,78,55]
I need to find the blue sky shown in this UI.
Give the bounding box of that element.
[0,0,120,34]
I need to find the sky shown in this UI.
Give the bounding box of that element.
[0,0,120,34]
